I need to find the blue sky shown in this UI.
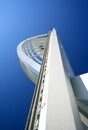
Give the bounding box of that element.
[0,0,88,130]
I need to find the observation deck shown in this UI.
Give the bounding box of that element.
[17,34,49,83]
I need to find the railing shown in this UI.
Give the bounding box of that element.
[25,33,50,130]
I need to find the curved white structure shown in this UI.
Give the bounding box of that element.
[17,33,49,83]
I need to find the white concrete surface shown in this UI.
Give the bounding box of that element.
[43,29,83,130]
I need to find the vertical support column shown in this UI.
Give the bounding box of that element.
[44,29,83,130]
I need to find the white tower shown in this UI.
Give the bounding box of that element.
[17,29,88,130]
